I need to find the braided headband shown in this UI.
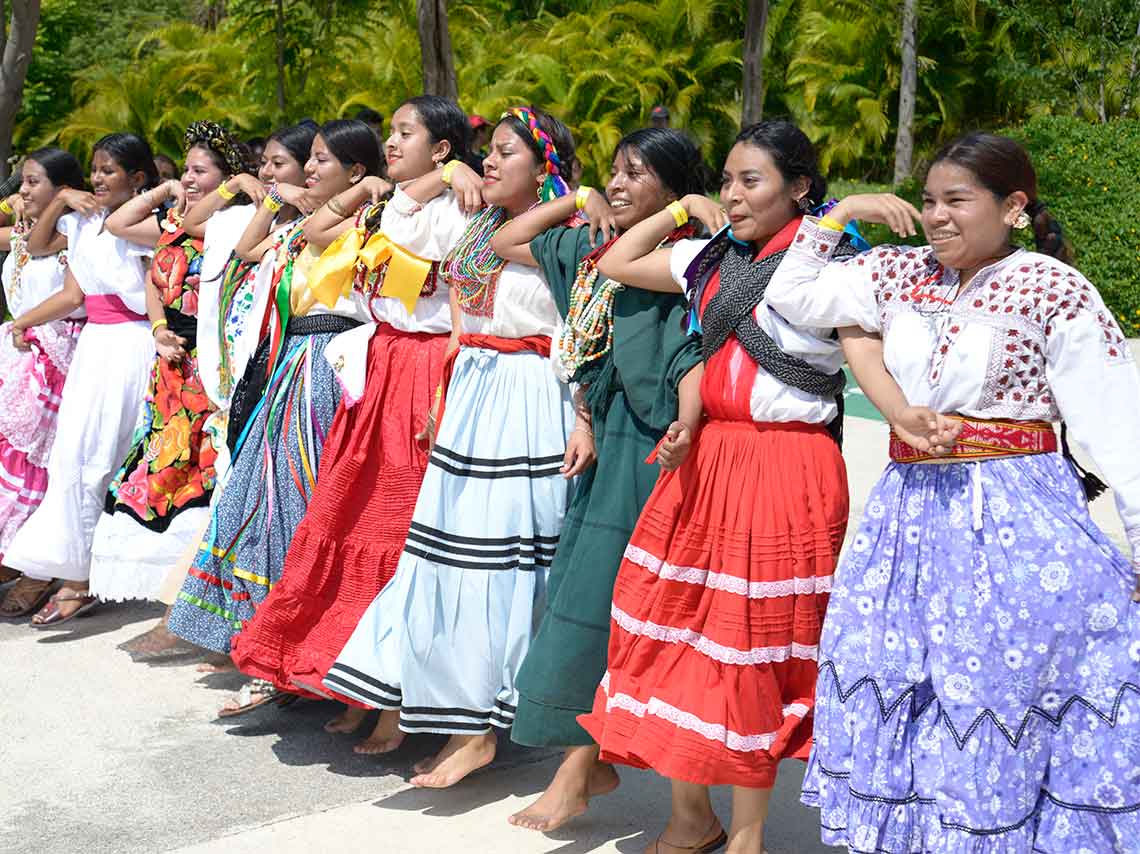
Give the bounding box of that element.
[501,107,570,203]
[184,120,247,177]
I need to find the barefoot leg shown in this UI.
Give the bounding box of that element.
[508,743,620,832]
[324,704,368,734]
[724,786,771,854]
[196,653,236,673]
[643,780,721,854]
[122,606,183,655]
[410,732,496,788]
[354,709,405,755]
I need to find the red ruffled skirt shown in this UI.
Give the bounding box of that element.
[579,419,848,788]
[230,325,447,695]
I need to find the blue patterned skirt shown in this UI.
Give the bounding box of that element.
[804,452,1140,853]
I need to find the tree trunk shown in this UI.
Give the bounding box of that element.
[417,0,458,100]
[0,0,40,181]
[1121,14,1140,117]
[892,0,917,186]
[274,0,286,116]
[741,0,768,126]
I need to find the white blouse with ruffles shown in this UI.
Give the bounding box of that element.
[2,227,73,319]
[766,216,1140,559]
[58,211,152,314]
[669,237,843,425]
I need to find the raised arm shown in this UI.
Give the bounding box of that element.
[235,184,307,261]
[492,187,616,267]
[303,176,392,251]
[183,174,266,238]
[26,189,95,256]
[105,179,183,246]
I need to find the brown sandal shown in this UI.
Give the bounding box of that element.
[0,576,57,618]
[31,589,99,627]
[654,817,727,853]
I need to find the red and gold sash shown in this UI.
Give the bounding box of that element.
[889,416,1057,463]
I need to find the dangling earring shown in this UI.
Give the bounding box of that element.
[797,196,812,213]
[1013,210,1031,230]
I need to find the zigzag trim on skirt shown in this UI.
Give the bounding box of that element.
[599,671,808,753]
[611,603,819,665]
[403,521,559,571]
[624,544,834,598]
[818,659,1140,750]
[399,699,517,733]
[323,663,402,710]
[429,444,565,479]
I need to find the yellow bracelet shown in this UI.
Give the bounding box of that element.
[263,194,284,214]
[0,199,12,216]
[151,318,168,334]
[440,160,459,186]
[819,214,845,232]
[217,182,237,201]
[575,186,593,211]
[666,200,688,228]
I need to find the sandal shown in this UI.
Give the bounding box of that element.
[655,818,728,854]
[31,588,98,627]
[0,576,56,618]
[216,679,299,719]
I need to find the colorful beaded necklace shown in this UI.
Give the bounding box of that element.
[443,205,509,317]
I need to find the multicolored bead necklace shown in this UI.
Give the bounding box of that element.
[442,205,509,317]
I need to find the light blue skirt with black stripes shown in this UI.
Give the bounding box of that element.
[323,345,575,735]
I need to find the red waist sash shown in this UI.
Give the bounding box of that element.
[889,416,1057,463]
[434,334,552,436]
[85,294,147,325]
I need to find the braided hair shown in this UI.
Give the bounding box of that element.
[497,106,576,202]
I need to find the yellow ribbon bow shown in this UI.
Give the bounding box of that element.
[307,228,433,314]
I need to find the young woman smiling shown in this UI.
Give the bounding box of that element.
[228,97,473,750]
[0,148,87,618]
[324,106,580,788]
[767,132,1140,853]
[5,133,161,626]
[579,121,852,854]
[85,122,251,606]
[488,127,707,832]
[167,121,381,708]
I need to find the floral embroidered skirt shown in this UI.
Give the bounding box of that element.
[230,325,447,695]
[0,319,83,563]
[803,452,1140,852]
[89,340,218,601]
[579,419,848,788]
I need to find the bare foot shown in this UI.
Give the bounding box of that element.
[410,733,496,788]
[122,622,183,656]
[324,705,368,734]
[354,710,404,755]
[508,746,620,832]
[197,653,235,673]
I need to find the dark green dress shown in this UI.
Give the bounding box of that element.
[511,227,701,747]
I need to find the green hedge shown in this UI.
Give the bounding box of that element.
[832,117,1140,337]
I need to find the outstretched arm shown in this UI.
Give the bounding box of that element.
[492,187,617,266]
[106,180,182,246]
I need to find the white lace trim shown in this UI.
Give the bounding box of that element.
[610,604,818,665]
[624,544,833,599]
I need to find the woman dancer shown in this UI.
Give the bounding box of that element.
[766,132,1140,853]
[167,120,381,712]
[0,148,87,617]
[579,120,851,854]
[490,127,706,831]
[88,121,250,604]
[324,107,582,787]
[5,133,160,625]
[230,96,470,748]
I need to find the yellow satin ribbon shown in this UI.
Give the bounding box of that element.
[307,227,433,314]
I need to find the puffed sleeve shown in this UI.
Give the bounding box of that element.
[379,187,469,261]
[1044,284,1140,562]
[765,218,882,332]
[667,238,709,299]
[56,211,80,246]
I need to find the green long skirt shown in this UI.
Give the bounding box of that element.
[511,389,663,747]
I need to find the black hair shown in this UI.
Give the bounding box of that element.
[246,136,267,149]
[154,153,178,170]
[401,95,473,168]
[318,118,382,177]
[498,106,577,181]
[26,146,86,191]
[734,120,827,207]
[931,131,1072,264]
[354,107,384,125]
[614,128,705,199]
[92,132,160,190]
[267,120,320,170]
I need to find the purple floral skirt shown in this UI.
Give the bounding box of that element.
[804,452,1140,853]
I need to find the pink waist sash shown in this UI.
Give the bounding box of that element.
[84,294,147,325]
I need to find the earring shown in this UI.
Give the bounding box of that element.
[1013,210,1031,230]
[797,196,812,213]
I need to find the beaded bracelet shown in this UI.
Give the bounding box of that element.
[263,186,285,213]
[0,199,12,216]
[575,186,593,211]
[666,200,688,227]
[440,160,459,186]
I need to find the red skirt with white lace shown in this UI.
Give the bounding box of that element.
[578,418,848,788]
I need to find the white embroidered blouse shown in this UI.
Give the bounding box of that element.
[766,217,1140,559]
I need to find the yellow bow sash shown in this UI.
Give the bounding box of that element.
[307,227,433,314]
